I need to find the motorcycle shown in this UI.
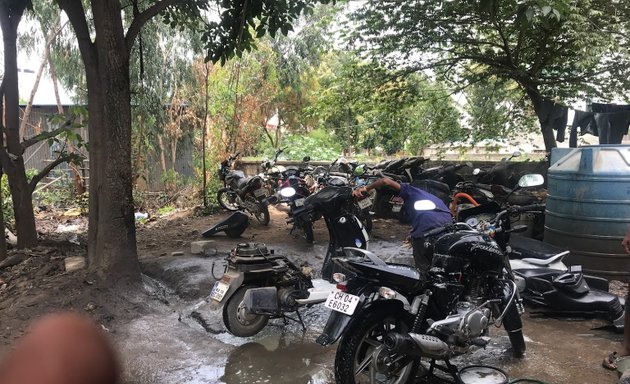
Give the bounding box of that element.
[459,199,624,325]
[210,186,370,337]
[278,175,316,243]
[217,153,270,225]
[316,195,531,383]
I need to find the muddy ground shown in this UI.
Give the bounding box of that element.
[0,206,626,383]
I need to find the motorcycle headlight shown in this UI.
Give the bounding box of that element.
[280,187,296,198]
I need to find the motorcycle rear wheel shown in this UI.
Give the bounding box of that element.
[223,286,269,337]
[217,188,239,211]
[335,306,419,384]
[253,202,270,225]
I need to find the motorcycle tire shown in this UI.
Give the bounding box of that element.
[223,286,269,337]
[502,302,526,358]
[335,306,419,384]
[246,196,270,225]
[217,188,240,211]
[254,202,270,226]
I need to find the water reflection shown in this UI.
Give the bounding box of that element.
[221,333,335,384]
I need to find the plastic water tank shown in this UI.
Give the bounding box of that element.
[545,145,630,281]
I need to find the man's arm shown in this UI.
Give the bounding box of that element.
[352,177,401,198]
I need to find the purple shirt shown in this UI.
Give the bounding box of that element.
[399,183,452,238]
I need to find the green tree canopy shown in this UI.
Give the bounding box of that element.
[345,0,630,151]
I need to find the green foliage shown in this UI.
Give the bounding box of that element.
[30,171,76,209]
[344,0,630,149]
[257,128,342,160]
[1,175,14,230]
[309,54,465,155]
[465,77,538,143]
[157,204,176,216]
[160,169,185,192]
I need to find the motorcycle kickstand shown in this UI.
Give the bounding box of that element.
[280,309,307,332]
[426,358,463,384]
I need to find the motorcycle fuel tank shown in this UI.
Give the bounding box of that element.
[432,230,505,273]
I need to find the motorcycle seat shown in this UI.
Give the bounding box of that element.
[509,234,568,263]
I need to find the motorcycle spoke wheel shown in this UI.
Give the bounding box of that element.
[335,306,418,384]
[217,189,239,211]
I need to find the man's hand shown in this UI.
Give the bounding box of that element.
[352,186,368,199]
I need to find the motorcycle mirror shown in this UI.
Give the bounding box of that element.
[472,168,481,176]
[302,156,311,163]
[280,187,297,198]
[517,174,544,188]
[512,151,522,158]
[414,200,437,211]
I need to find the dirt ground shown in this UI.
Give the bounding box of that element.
[0,205,627,383]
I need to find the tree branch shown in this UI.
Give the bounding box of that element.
[57,0,97,68]
[125,0,186,53]
[29,153,83,192]
[21,119,73,151]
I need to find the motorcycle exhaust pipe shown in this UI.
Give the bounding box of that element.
[384,332,451,359]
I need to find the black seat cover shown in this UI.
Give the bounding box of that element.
[510,234,566,260]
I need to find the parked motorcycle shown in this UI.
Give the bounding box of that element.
[217,153,270,225]
[210,186,370,337]
[279,175,316,243]
[316,198,529,383]
[459,199,624,324]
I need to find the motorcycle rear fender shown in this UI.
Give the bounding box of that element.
[206,270,244,310]
[316,299,404,346]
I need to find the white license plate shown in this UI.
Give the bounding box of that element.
[325,291,360,315]
[295,198,305,207]
[392,204,402,213]
[210,281,230,302]
[357,197,372,209]
[253,188,266,197]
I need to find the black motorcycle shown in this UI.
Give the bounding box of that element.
[217,153,270,225]
[209,186,370,337]
[459,200,624,325]
[316,202,526,384]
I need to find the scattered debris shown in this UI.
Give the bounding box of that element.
[65,256,87,272]
[190,240,216,255]
[0,253,27,269]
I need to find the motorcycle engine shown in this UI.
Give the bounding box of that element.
[456,301,490,338]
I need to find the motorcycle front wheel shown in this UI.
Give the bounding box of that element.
[223,286,269,337]
[217,188,240,211]
[502,302,526,357]
[335,306,419,384]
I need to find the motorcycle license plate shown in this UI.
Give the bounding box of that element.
[295,198,305,207]
[357,197,372,209]
[210,281,230,302]
[325,291,360,315]
[253,188,266,198]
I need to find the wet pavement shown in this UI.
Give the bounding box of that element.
[121,215,623,384]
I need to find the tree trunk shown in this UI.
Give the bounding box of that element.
[0,168,6,262]
[0,6,38,249]
[526,89,558,153]
[82,1,140,281]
